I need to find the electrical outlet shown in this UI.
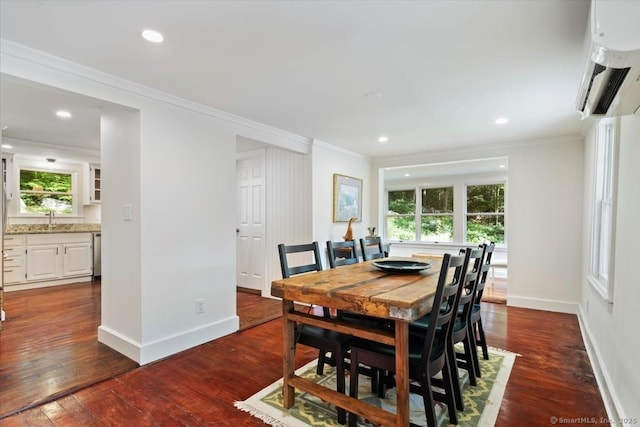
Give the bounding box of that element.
[196,298,205,314]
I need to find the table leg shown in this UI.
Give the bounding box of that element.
[282,299,296,408]
[395,320,410,427]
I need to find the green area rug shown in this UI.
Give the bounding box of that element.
[235,347,517,427]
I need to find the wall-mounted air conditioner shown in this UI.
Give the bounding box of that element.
[576,0,640,119]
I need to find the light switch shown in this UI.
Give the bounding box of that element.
[123,204,132,221]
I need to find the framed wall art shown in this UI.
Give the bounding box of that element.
[333,174,362,222]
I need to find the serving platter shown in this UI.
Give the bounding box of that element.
[372,260,432,273]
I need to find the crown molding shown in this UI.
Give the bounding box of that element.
[311,138,369,160]
[0,39,311,152]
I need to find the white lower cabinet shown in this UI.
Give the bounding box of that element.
[3,233,93,289]
[26,244,60,281]
[24,233,93,283]
[62,242,93,276]
[2,235,26,284]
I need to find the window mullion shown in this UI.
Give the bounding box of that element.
[415,185,421,240]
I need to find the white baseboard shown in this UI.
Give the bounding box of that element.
[4,275,92,292]
[98,325,142,362]
[577,307,625,427]
[506,295,578,314]
[98,315,240,365]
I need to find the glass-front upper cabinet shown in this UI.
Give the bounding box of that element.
[89,164,100,204]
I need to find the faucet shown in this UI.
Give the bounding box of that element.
[46,210,56,231]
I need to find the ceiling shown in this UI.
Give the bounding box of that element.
[1,75,102,151]
[0,0,590,160]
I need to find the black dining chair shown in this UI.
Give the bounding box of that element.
[359,237,386,261]
[326,239,358,268]
[408,247,479,413]
[449,245,486,393]
[470,242,495,366]
[277,242,351,424]
[347,251,468,427]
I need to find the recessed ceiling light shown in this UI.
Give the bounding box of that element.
[404,173,410,177]
[378,135,389,143]
[495,117,509,125]
[364,91,382,102]
[1,125,7,131]
[56,110,72,119]
[2,144,13,149]
[499,164,506,168]
[142,29,164,43]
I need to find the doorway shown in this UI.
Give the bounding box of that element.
[236,149,266,294]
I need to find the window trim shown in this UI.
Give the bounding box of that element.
[464,182,506,244]
[588,118,617,303]
[385,180,506,246]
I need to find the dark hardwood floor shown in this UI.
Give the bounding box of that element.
[1,285,607,426]
[482,277,507,304]
[237,289,282,330]
[0,284,280,418]
[0,281,138,418]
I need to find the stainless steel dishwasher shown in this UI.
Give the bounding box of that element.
[93,232,101,279]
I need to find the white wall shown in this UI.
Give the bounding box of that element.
[99,107,142,351]
[372,136,584,313]
[580,114,640,422]
[138,105,238,362]
[311,140,371,267]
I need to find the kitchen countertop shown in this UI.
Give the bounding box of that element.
[4,224,101,234]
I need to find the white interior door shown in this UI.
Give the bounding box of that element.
[236,152,266,292]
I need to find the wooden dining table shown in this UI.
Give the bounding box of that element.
[271,255,444,427]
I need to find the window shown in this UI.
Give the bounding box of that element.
[421,187,454,242]
[386,190,416,240]
[19,168,73,214]
[589,119,616,300]
[466,184,505,244]
[385,182,505,244]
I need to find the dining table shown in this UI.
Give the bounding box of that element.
[270,255,444,427]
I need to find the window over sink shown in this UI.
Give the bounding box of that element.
[19,168,74,215]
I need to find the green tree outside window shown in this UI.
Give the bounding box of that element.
[421,187,454,242]
[466,184,504,243]
[19,169,73,214]
[387,190,415,240]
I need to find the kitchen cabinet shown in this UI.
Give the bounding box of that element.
[88,164,101,204]
[23,233,93,283]
[26,244,60,281]
[3,233,94,290]
[2,234,25,284]
[62,242,93,276]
